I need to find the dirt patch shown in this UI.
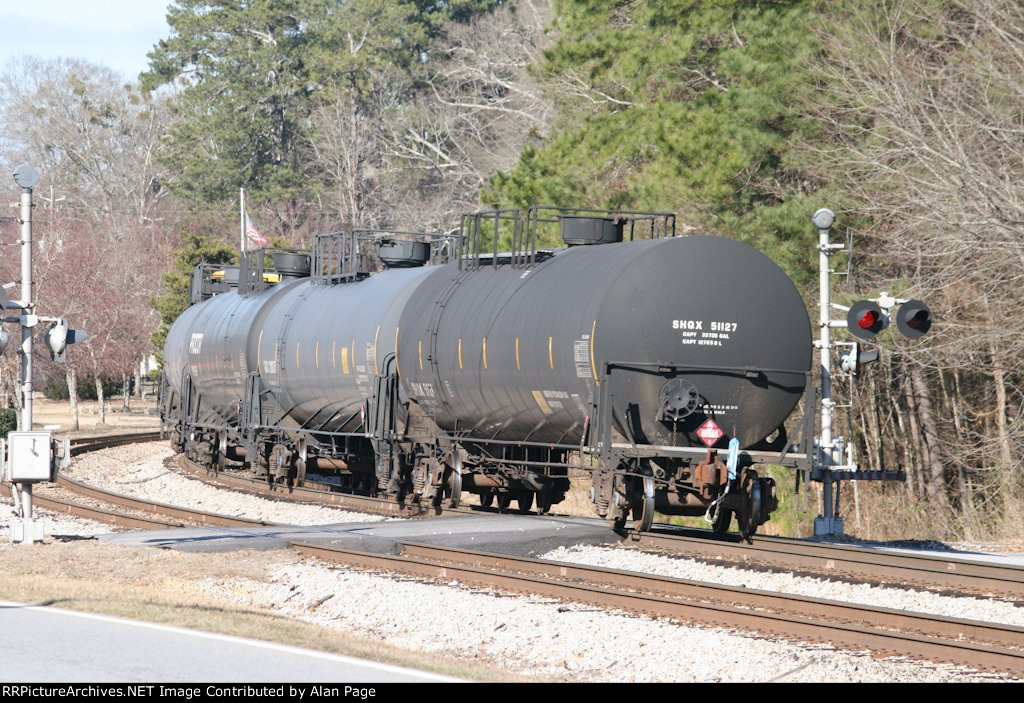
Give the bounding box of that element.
[26,396,161,438]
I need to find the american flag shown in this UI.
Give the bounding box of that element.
[245,212,270,249]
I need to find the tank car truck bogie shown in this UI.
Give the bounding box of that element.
[160,207,815,534]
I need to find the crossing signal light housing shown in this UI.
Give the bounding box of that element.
[846,300,885,341]
[896,299,932,339]
[45,318,88,363]
[840,343,880,377]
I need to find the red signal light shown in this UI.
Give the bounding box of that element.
[857,310,879,330]
[846,300,885,341]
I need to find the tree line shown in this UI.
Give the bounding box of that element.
[0,0,1019,539]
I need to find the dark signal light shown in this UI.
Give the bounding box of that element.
[896,300,932,339]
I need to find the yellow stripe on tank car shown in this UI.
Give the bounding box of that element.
[296,342,301,369]
[394,327,400,377]
[315,340,320,369]
[341,346,350,375]
[532,390,553,415]
[482,337,488,369]
[548,336,554,370]
[591,319,599,387]
[515,337,521,370]
[418,339,423,370]
[458,338,463,370]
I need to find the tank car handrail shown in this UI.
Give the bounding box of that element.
[602,359,811,377]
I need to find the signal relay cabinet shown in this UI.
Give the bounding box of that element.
[4,431,68,482]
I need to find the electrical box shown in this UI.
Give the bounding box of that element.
[5,431,54,482]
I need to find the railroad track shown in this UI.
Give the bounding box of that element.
[12,431,1024,676]
[8,431,275,530]
[26,432,1024,604]
[36,432,1024,602]
[292,539,1024,678]
[628,527,1024,600]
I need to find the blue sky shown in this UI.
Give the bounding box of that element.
[0,0,172,81]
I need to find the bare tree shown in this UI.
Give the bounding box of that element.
[806,0,1024,536]
[303,1,555,232]
[0,57,173,224]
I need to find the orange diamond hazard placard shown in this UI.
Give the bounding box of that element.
[697,419,724,447]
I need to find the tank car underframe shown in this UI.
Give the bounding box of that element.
[159,359,814,535]
[587,361,815,537]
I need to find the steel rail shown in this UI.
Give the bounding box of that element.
[629,528,1024,599]
[175,456,422,518]
[290,540,1024,677]
[14,432,278,529]
[2,483,183,530]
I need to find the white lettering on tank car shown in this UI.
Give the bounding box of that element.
[189,332,204,354]
[573,337,592,379]
[675,319,738,348]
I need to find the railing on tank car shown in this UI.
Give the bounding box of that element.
[238,247,310,296]
[458,206,677,272]
[311,229,461,285]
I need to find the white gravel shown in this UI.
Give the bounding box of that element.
[197,560,1015,682]
[63,443,390,526]
[0,504,115,540]
[540,545,1024,627]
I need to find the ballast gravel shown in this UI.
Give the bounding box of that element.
[63,443,389,525]
[198,561,1015,682]
[540,545,1024,628]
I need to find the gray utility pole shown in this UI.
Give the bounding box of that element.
[812,208,848,536]
[3,166,86,544]
[5,164,42,543]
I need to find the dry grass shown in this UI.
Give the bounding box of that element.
[28,396,161,438]
[0,539,528,681]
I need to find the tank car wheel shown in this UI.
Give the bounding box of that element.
[737,471,763,542]
[479,491,495,508]
[447,455,463,509]
[537,486,554,515]
[516,490,534,514]
[711,506,733,535]
[632,476,656,532]
[497,493,512,512]
[608,474,628,530]
[609,505,628,531]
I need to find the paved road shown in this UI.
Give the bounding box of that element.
[99,513,618,556]
[0,601,458,682]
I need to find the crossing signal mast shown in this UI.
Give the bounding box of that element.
[811,209,933,537]
[2,164,86,544]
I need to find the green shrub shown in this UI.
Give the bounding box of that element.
[41,373,123,401]
[0,408,17,436]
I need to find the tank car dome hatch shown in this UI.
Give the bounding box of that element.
[560,215,624,246]
[379,240,431,268]
[270,251,311,279]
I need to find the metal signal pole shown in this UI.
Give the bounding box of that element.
[11,164,42,543]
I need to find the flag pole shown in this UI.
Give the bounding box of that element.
[240,187,245,253]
